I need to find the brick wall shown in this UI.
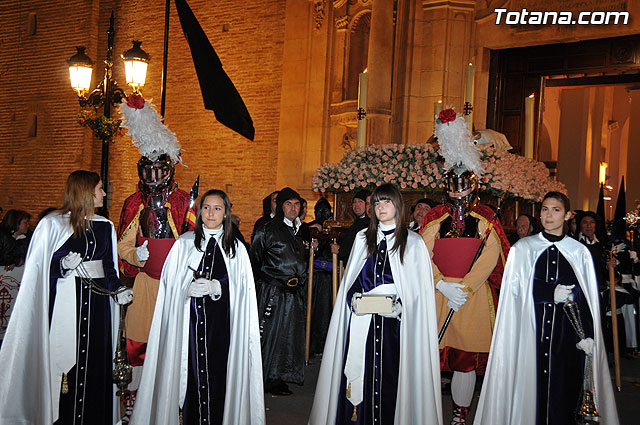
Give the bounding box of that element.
[0,0,287,237]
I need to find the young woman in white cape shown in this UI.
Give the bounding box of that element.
[308,183,442,425]
[474,192,619,425]
[0,170,132,425]
[130,189,264,425]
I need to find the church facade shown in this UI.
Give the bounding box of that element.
[0,0,638,232]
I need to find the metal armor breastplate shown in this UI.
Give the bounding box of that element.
[139,194,173,238]
[440,215,479,239]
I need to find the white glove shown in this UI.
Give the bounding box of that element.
[553,284,575,303]
[61,252,82,271]
[629,250,638,263]
[447,298,465,312]
[187,278,222,301]
[351,292,363,314]
[576,337,595,355]
[612,243,626,254]
[115,288,133,305]
[436,280,468,307]
[136,240,149,262]
[379,301,402,320]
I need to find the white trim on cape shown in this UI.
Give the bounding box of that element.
[308,228,443,425]
[474,232,619,425]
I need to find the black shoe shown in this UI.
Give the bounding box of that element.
[266,380,293,396]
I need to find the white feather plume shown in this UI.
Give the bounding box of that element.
[118,98,181,163]
[434,111,484,176]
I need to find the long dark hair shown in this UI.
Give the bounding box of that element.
[60,170,100,236]
[365,184,409,263]
[194,189,236,258]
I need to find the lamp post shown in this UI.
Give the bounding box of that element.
[67,11,149,217]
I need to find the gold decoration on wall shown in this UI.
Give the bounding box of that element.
[334,15,350,29]
[313,0,325,30]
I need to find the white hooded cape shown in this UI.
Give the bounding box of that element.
[0,212,120,424]
[308,229,442,425]
[130,231,265,425]
[474,233,619,425]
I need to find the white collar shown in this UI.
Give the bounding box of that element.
[283,217,299,234]
[379,222,396,232]
[579,232,599,245]
[203,226,224,242]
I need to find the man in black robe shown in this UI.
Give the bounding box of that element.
[335,189,371,266]
[250,187,308,395]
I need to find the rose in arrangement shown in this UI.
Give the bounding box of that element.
[312,142,565,202]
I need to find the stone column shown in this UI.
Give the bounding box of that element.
[365,0,394,145]
[421,0,475,134]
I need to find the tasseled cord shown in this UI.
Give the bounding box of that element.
[347,383,357,422]
[62,373,69,394]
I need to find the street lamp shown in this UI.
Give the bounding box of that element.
[67,11,150,216]
[122,40,150,93]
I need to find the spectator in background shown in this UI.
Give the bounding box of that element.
[334,189,371,267]
[0,217,18,268]
[298,198,311,243]
[409,197,437,231]
[575,211,609,290]
[308,197,335,356]
[508,213,541,245]
[0,210,32,269]
[566,210,583,238]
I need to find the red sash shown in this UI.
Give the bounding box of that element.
[135,236,175,280]
[432,237,482,278]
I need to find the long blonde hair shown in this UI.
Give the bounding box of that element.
[60,170,100,236]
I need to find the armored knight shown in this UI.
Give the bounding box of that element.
[116,94,194,415]
[420,109,509,425]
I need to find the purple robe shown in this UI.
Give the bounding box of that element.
[50,220,122,425]
[533,233,594,425]
[182,237,231,425]
[337,230,401,424]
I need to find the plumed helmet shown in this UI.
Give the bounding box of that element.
[137,154,175,194]
[444,169,478,214]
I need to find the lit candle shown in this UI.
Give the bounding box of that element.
[464,63,475,104]
[357,70,369,148]
[434,100,443,118]
[464,63,475,125]
[524,94,535,158]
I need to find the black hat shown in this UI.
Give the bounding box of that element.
[411,198,437,213]
[353,189,371,202]
[275,187,303,217]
